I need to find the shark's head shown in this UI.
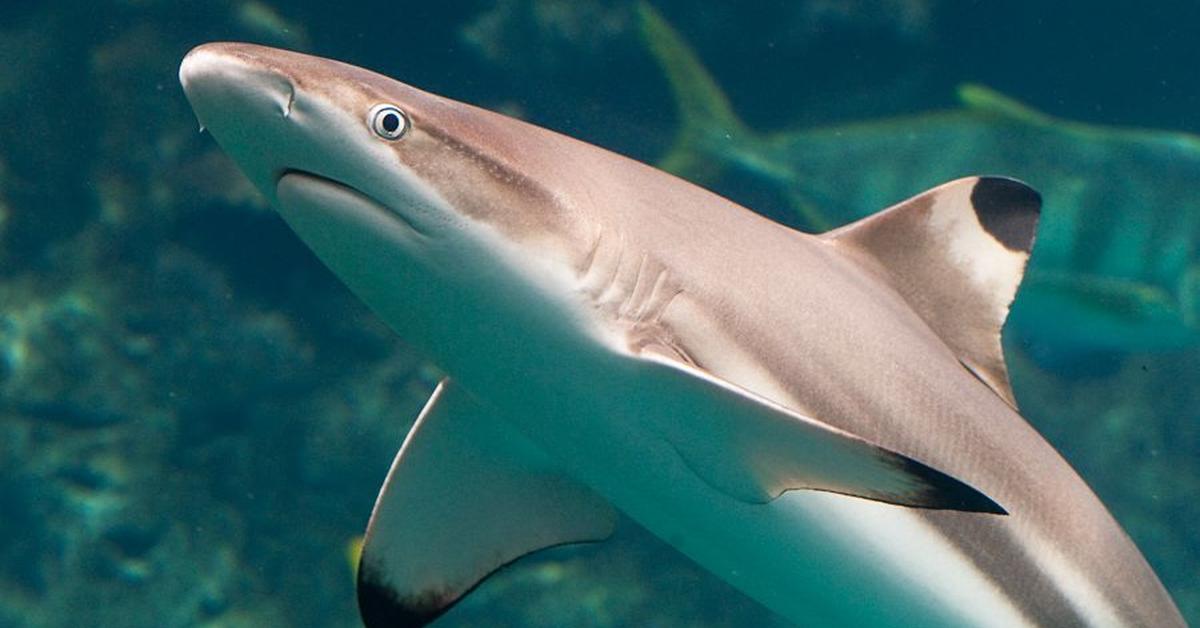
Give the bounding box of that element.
[179,43,603,366]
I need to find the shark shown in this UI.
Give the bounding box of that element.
[179,42,1185,627]
[637,4,1200,368]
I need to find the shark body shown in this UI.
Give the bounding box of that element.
[179,43,1184,627]
[639,5,1200,365]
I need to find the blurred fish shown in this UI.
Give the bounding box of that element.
[181,41,1183,627]
[639,3,1200,367]
[346,534,364,579]
[234,1,309,49]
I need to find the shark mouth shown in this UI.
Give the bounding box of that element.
[275,169,427,237]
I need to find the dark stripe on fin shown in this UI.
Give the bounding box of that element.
[358,539,607,628]
[796,444,1008,514]
[825,176,1041,408]
[357,563,447,628]
[640,351,1006,514]
[970,177,1041,253]
[888,455,1007,515]
[355,381,617,628]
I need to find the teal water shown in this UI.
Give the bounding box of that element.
[1,1,1197,626]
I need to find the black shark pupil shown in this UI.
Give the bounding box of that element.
[381,113,400,132]
[371,105,408,140]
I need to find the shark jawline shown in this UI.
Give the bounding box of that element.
[275,169,426,237]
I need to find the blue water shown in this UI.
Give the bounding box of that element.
[1,1,1196,626]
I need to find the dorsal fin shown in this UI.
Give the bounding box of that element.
[823,177,1041,408]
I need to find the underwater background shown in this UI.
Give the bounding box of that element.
[1,1,1197,626]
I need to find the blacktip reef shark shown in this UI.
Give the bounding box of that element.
[179,41,1185,627]
[638,4,1200,367]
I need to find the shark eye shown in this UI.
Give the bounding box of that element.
[369,104,409,140]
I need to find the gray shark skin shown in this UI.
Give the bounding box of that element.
[637,4,1200,364]
[179,43,1185,628]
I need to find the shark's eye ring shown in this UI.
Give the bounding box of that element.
[369,104,409,140]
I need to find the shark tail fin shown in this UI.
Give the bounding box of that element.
[957,84,1054,126]
[637,4,831,230]
[637,2,750,181]
[825,176,1041,409]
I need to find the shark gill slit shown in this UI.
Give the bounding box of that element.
[282,80,295,118]
[577,225,603,281]
[620,252,652,319]
[598,232,628,310]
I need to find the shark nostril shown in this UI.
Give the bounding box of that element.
[283,82,296,118]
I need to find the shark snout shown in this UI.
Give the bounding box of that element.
[179,43,320,202]
[179,42,443,237]
[180,43,297,125]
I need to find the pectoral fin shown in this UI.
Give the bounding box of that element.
[357,380,617,628]
[638,353,1005,514]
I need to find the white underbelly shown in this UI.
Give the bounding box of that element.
[644,462,1026,626]
[544,415,1032,628]
[454,270,1033,627]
